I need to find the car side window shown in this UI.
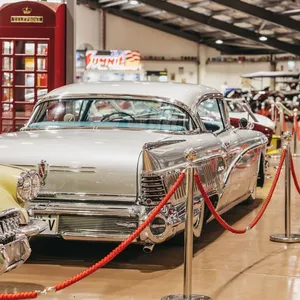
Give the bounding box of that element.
[197,98,225,133]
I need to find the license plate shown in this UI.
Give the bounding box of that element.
[34,215,59,235]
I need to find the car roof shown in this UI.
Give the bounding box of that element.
[45,81,222,108]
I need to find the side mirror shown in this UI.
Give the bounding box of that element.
[239,117,248,129]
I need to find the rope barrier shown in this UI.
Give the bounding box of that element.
[297,120,300,141]
[0,292,38,300]
[0,145,292,299]
[290,157,300,194]
[283,116,287,133]
[0,173,185,299]
[194,148,286,234]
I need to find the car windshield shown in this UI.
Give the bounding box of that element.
[25,98,196,132]
[226,100,246,113]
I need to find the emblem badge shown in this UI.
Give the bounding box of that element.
[37,160,49,186]
[22,7,32,15]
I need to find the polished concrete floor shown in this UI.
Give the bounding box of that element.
[1,154,300,299]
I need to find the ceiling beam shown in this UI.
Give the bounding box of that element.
[101,8,263,54]
[102,0,128,8]
[142,10,165,17]
[138,0,300,55]
[77,0,279,55]
[120,2,144,10]
[234,17,256,24]
[210,0,300,33]
[161,16,182,24]
[282,9,300,16]
[103,8,202,43]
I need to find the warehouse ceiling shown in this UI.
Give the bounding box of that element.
[77,0,300,55]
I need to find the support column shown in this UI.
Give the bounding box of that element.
[66,0,76,84]
[198,44,207,85]
[270,54,276,91]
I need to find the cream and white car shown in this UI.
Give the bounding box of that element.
[0,165,46,273]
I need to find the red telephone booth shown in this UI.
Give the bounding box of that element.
[0,1,66,132]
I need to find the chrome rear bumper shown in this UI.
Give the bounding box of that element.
[0,234,31,274]
[28,201,143,242]
[27,200,197,244]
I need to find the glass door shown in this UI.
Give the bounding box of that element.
[0,38,49,133]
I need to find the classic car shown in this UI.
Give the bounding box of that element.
[226,98,276,131]
[225,98,281,155]
[0,164,46,273]
[241,71,300,119]
[0,82,268,252]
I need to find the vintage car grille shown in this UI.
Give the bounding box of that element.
[140,175,166,205]
[0,213,20,245]
[58,215,139,235]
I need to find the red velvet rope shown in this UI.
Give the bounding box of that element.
[0,172,185,299]
[297,119,300,141]
[290,157,300,194]
[283,116,287,132]
[194,148,286,234]
[55,172,185,291]
[0,292,38,300]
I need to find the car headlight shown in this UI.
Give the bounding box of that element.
[17,172,32,203]
[29,169,41,199]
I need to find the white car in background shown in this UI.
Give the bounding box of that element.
[226,98,276,130]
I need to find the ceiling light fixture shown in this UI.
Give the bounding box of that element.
[215,40,223,44]
[129,0,139,4]
[259,36,268,42]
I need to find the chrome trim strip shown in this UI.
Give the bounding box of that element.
[28,201,142,218]
[17,165,96,174]
[35,192,136,202]
[143,150,226,176]
[223,141,265,187]
[61,231,137,243]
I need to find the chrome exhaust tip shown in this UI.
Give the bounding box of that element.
[143,243,155,253]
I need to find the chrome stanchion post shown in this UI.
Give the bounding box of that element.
[271,103,275,123]
[279,108,284,135]
[293,108,298,156]
[161,149,211,300]
[274,101,281,136]
[183,159,194,297]
[270,132,300,243]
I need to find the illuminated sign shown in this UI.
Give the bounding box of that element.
[11,16,43,23]
[10,6,43,23]
[86,50,141,71]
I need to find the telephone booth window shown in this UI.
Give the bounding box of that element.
[0,39,49,132]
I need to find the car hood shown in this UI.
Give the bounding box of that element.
[0,129,173,198]
[229,112,275,130]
